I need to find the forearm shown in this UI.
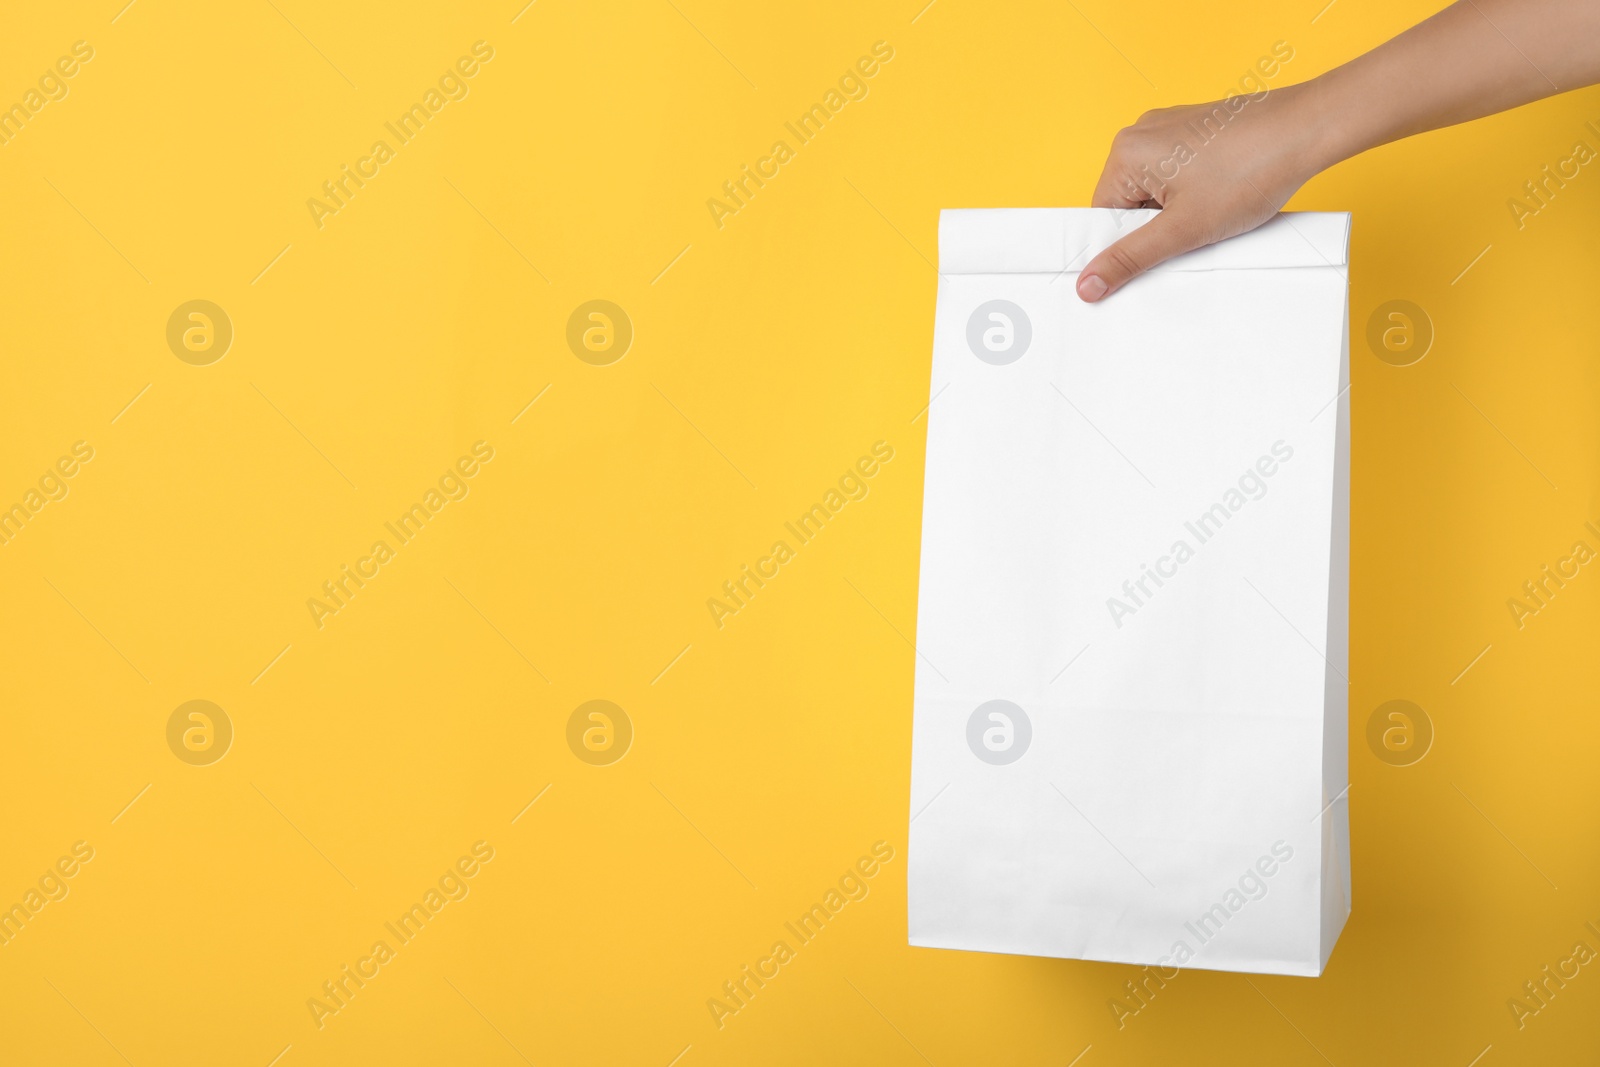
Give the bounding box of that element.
[1296,0,1600,172]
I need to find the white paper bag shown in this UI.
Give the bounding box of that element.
[908,208,1350,977]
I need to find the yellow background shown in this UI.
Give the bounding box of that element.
[2,0,1598,1063]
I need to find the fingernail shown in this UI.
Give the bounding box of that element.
[1077,274,1107,302]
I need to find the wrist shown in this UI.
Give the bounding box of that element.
[1277,73,1367,177]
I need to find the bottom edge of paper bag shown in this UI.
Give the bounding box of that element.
[907,932,1333,979]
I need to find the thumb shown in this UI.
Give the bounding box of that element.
[1076,209,1206,303]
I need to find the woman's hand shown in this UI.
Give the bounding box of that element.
[1075,0,1600,303]
[1077,87,1325,302]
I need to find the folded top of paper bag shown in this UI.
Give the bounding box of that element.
[938,208,1350,275]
